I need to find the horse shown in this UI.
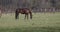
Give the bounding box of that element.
[0,8,2,18]
[15,8,32,19]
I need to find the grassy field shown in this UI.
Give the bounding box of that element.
[0,12,60,32]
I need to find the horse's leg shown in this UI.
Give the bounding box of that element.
[0,13,2,18]
[26,14,28,19]
[24,14,26,19]
[17,13,19,19]
[24,14,28,19]
[15,13,19,19]
[30,12,32,19]
[0,14,1,18]
[0,15,1,18]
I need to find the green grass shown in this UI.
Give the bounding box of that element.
[0,12,60,32]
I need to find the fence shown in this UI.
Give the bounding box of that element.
[1,8,60,13]
[33,8,60,12]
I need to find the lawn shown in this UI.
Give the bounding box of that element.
[0,12,60,32]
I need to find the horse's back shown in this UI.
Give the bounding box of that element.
[16,8,32,14]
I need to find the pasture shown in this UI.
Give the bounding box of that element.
[0,12,60,32]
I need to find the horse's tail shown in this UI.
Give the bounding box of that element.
[30,11,32,19]
[15,9,19,19]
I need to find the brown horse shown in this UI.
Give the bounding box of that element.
[15,8,32,19]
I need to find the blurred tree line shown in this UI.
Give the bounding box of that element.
[0,0,60,12]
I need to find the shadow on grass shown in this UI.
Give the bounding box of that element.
[0,27,60,32]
